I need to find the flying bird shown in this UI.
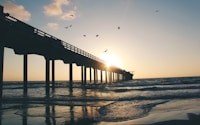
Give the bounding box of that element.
[155,10,159,13]
[118,26,120,30]
[83,35,86,37]
[65,24,72,29]
[104,49,108,53]
[96,34,99,37]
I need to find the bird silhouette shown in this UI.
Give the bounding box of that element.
[83,35,86,37]
[104,49,108,53]
[96,34,99,37]
[118,26,120,30]
[65,25,72,29]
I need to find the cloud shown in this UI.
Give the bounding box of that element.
[43,0,70,16]
[2,1,31,22]
[43,0,77,20]
[61,9,76,20]
[46,23,59,30]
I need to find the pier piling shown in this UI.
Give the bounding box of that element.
[105,70,107,83]
[23,54,28,96]
[81,66,84,84]
[100,70,103,83]
[51,60,55,89]
[0,6,4,98]
[0,45,4,98]
[89,67,92,83]
[84,66,87,84]
[69,63,73,92]
[45,58,50,97]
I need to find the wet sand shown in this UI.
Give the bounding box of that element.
[1,98,200,125]
[98,99,200,125]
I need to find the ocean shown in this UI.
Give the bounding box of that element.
[1,77,200,125]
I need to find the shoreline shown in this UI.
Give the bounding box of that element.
[97,99,200,125]
[0,77,200,125]
[1,98,200,125]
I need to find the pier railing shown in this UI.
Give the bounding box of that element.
[5,14,105,64]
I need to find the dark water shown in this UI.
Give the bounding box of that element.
[1,77,200,125]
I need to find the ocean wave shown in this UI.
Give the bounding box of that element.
[98,100,168,122]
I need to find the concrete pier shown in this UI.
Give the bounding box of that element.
[45,58,50,97]
[0,5,133,98]
[69,63,73,92]
[81,65,87,85]
[0,45,4,98]
[90,67,92,83]
[23,54,28,96]
[105,70,108,83]
[51,60,55,89]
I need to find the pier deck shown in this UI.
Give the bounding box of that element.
[0,5,133,97]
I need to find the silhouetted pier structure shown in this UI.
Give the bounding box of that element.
[0,5,133,97]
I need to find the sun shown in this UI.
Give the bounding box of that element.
[100,52,122,68]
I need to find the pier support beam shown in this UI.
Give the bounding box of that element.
[109,71,112,83]
[81,65,87,85]
[45,58,50,97]
[69,63,73,92]
[117,73,119,82]
[113,72,115,83]
[0,45,4,98]
[105,70,107,83]
[100,70,103,83]
[89,67,92,83]
[81,66,83,84]
[94,68,96,84]
[84,66,87,84]
[23,54,28,96]
[122,73,124,81]
[51,60,55,90]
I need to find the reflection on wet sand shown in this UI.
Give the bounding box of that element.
[22,102,28,125]
[0,86,101,125]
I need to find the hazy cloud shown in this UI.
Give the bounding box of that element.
[43,0,70,16]
[2,1,31,22]
[46,23,59,30]
[43,0,77,20]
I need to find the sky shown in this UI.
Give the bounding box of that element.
[0,0,200,81]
